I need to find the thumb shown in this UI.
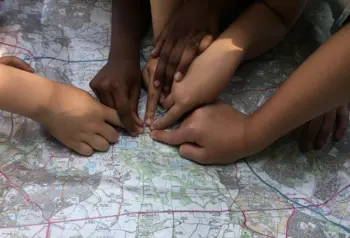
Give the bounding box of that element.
[197,35,214,55]
[179,144,206,163]
[103,105,124,128]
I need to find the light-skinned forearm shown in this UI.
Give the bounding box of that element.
[109,0,149,60]
[250,24,350,148]
[0,65,55,122]
[182,0,306,92]
[216,0,306,60]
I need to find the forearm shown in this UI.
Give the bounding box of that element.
[109,0,149,60]
[184,0,306,90]
[250,24,350,148]
[218,0,306,60]
[0,65,55,121]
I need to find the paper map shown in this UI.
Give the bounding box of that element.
[0,1,349,237]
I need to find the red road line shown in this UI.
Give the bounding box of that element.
[292,184,350,208]
[0,170,9,181]
[0,203,343,231]
[31,225,47,238]
[0,41,34,57]
[45,223,51,238]
[285,205,296,238]
[242,211,247,228]
[0,182,349,230]
[242,211,275,238]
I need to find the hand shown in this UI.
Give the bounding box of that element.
[40,84,122,156]
[295,104,349,151]
[90,60,143,136]
[151,102,262,164]
[0,56,34,72]
[149,58,227,130]
[152,0,220,93]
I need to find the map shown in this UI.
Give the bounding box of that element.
[0,0,349,237]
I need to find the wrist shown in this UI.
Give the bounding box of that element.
[30,81,59,125]
[244,113,273,154]
[246,110,279,151]
[109,41,140,62]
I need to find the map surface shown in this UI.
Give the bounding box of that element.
[0,0,350,237]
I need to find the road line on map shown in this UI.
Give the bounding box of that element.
[31,225,47,238]
[241,211,275,238]
[245,160,350,233]
[285,205,296,238]
[0,41,34,57]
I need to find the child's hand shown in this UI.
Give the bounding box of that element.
[0,56,34,72]
[90,59,144,136]
[151,101,262,164]
[41,84,123,156]
[151,0,220,94]
[295,104,349,151]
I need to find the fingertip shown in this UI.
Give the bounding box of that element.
[81,147,94,157]
[154,80,160,88]
[316,140,325,150]
[174,72,183,82]
[150,130,157,139]
[111,133,120,143]
[145,118,152,126]
[334,131,345,141]
[137,126,144,134]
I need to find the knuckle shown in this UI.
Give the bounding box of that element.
[187,122,200,135]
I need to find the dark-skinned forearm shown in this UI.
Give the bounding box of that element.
[109,0,150,61]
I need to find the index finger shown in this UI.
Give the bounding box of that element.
[150,104,185,130]
[150,127,188,145]
[113,95,138,135]
[145,66,161,126]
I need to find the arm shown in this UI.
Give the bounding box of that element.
[151,0,307,130]
[0,64,121,156]
[90,0,150,135]
[215,0,307,61]
[109,0,149,61]
[250,24,350,148]
[0,64,55,121]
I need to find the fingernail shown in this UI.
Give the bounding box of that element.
[145,118,151,126]
[174,72,183,81]
[154,80,160,87]
[152,49,155,55]
[138,127,144,134]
